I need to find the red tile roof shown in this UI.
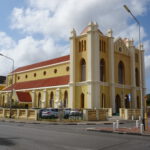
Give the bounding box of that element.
[16,91,32,103]
[4,75,69,91]
[80,26,89,34]
[80,25,103,35]
[13,55,70,73]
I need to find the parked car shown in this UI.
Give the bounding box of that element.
[38,108,47,118]
[63,108,71,119]
[69,109,83,118]
[41,108,59,119]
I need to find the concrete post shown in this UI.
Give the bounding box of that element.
[83,109,88,121]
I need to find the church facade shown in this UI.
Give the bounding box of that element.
[0,22,146,113]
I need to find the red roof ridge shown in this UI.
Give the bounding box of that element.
[3,75,70,91]
[13,55,70,73]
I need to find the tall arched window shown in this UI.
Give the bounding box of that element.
[137,96,140,108]
[81,40,84,51]
[38,93,41,108]
[81,93,85,108]
[64,91,68,108]
[118,61,125,84]
[135,68,139,86]
[135,53,138,62]
[125,95,130,108]
[50,92,54,108]
[115,95,121,114]
[81,59,86,81]
[84,40,86,51]
[100,59,105,81]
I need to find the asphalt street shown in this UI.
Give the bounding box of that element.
[0,121,150,150]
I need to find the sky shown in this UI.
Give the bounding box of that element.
[0,0,150,93]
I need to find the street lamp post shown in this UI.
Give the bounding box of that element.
[123,5,145,128]
[0,53,14,118]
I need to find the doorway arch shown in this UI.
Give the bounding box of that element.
[115,95,121,114]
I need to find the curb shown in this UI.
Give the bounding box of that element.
[86,128,150,136]
[0,118,115,125]
[0,119,104,125]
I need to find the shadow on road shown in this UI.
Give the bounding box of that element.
[0,137,16,146]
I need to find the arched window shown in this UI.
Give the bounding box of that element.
[135,53,138,62]
[84,40,86,51]
[100,59,105,81]
[137,96,140,109]
[79,41,81,52]
[81,59,86,81]
[125,95,130,108]
[64,91,68,108]
[135,68,139,86]
[115,95,121,114]
[101,93,106,108]
[99,40,102,51]
[38,93,41,108]
[50,92,54,108]
[118,61,125,84]
[81,40,84,51]
[81,93,85,108]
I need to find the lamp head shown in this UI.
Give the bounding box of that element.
[123,5,131,13]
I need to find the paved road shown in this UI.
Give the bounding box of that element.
[0,121,150,150]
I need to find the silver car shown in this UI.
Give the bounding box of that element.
[41,108,59,119]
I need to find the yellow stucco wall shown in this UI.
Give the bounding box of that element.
[75,85,88,108]
[100,85,110,108]
[16,63,69,83]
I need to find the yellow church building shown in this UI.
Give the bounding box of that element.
[0,22,146,114]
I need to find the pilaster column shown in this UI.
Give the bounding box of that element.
[141,48,146,98]
[69,29,76,109]
[55,88,60,108]
[31,90,35,108]
[87,21,100,109]
[141,46,146,102]
[107,29,115,113]
[42,89,47,108]
[129,40,136,108]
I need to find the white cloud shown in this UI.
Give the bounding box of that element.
[10,0,150,46]
[143,40,150,54]
[145,55,150,77]
[0,32,16,49]
[0,35,69,75]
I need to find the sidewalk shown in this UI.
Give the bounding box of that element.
[87,126,150,136]
[0,118,114,125]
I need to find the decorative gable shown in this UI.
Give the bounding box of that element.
[114,38,129,55]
